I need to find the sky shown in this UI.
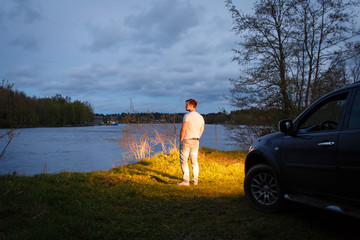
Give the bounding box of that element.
[0,0,254,114]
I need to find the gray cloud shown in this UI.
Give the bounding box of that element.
[5,65,43,90]
[125,0,200,48]
[9,35,39,51]
[168,65,194,74]
[65,63,120,80]
[8,0,42,24]
[38,63,124,96]
[85,23,127,52]
[85,0,200,53]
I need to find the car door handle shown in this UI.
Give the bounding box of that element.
[318,142,335,147]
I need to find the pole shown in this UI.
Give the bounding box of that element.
[215,124,218,151]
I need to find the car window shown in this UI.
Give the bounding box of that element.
[348,90,360,129]
[298,93,348,134]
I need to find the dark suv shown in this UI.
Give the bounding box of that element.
[244,81,360,218]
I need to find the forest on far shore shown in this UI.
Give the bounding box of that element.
[0,81,94,128]
[1,81,283,128]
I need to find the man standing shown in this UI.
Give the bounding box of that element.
[177,99,205,186]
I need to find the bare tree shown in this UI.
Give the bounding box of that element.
[226,0,297,117]
[291,0,359,107]
[109,102,180,163]
[351,57,360,83]
[349,43,360,83]
[109,101,156,162]
[226,0,360,117]
[226,125,274,150]
[153,116,180,154]
[0,129,16,159]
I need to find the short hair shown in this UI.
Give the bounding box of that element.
[186,99,197,108]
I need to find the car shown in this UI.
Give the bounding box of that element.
[244,81,360,218]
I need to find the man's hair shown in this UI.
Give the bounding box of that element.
[186,99,197,108]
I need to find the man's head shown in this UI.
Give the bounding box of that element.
[185,99,197,111]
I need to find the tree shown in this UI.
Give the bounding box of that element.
[109,102,157,162]
[291,0,359,107]
[226,0,297,118]
[349,43,360,83]
[0,81,18,159]
[0,129,17,159]
[153,114,180,154]
[109,102,180,162]
[1,81,94,127]
[226,0,360,121]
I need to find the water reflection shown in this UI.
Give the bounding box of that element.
[0,125,239,175]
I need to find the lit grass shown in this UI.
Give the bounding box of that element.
[0,147,358,239]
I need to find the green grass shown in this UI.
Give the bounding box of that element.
[0,147,359,239]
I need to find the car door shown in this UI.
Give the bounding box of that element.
[337,88,360,201]
[280,91,349,196]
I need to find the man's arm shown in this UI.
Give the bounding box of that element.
[180,121,189,142]
[199,122,204,138]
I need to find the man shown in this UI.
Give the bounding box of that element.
[177,99,205,186]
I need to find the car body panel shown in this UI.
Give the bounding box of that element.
[245,132,283,176]
[338,129,360,201]
[280,131,339,196]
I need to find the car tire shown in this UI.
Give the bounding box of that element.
[244,164,284,212]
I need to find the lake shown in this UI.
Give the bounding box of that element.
[0,124,241,175]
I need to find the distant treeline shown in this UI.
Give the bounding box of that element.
[100,112,185,124]
[1,80,283,128]
[98,108,282,126]
[0,81,94,128]
[97,112,228,124]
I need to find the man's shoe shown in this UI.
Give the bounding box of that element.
[192,180,198,186]
[177,181,189,186]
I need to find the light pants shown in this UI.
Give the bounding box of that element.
[180,139,199,183]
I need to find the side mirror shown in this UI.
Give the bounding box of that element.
[278,119,294,136]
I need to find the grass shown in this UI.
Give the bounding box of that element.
[0,147,359,239]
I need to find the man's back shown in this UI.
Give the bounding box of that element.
[183,111,204,140]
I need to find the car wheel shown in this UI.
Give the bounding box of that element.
[244,164,284,212]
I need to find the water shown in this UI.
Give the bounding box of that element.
[0,124,240,175]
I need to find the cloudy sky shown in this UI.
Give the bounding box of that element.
[0,0,254,114]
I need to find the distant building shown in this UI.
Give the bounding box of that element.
[93,114,119,125]
[93,115,104,125]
